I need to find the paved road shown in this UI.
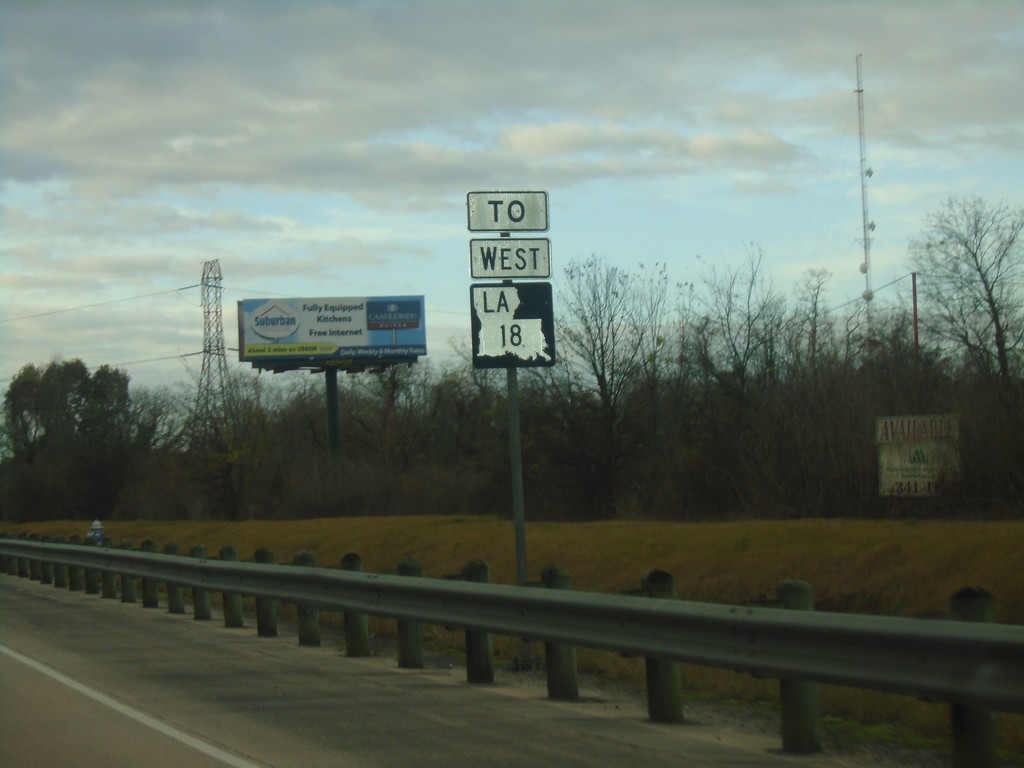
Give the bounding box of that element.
[1,574,852,768]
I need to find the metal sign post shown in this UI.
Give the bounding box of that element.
[506,364,527,590]
[466,191,554,669]
[325,367,341,462]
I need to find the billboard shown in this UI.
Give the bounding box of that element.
[238,296,426,369]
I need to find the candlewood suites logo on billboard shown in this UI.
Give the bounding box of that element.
[366,299,421,330]
[252,303,299,339]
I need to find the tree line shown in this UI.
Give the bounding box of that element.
[2,196,1021,524]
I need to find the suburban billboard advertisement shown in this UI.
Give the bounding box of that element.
[237,296,426,368]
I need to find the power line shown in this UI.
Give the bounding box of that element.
[111,351,204,367]
[833,272,913,312]
[222,285,293,298]
[0,284,201,323]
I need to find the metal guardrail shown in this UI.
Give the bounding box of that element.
[2,537,1022,718]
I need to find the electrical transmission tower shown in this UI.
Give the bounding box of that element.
[192,259,231,445]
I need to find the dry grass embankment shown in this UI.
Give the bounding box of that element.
[9,516,1024,757]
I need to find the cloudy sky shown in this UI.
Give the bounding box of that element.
[2,0,1022,391]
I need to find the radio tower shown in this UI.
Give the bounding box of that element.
[856,54,875,316]
[192,259,231,444]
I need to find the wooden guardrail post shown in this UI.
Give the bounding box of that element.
[543,565,579,701]
[10,535,20,575]
[219,545,244,628]
[777,579,822,753]
[40,536,54,584]
[293,551,320,646]
[254,547,278,637]
[643,570,683,723]
[397,556,424,669]
[189,544,212,620]
[68,535,85,591]
[3,536,16,576]
[101,539,119,599]
[463,560,494,684]
[140,540,159,607]
[84,538,100,594]
[53,537,69,589]
[163,542,186,614]
[28,534,42,580]
[340,553,370,656]
[951,588,997,768]
[119,539,137,603]
[16,533,30,578]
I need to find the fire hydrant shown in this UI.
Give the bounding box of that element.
[86,519,104,543]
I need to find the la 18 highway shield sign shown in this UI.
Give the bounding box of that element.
[470,282,556,368]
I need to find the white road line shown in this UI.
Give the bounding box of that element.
[0,643,268,768]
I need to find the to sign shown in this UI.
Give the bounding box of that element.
[470,238,550,279]
[467,191,549,232]
[470,282,555,368]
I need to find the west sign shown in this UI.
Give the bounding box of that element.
[469,238,550,279]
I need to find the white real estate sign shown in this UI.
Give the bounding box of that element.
[876,414,960,497]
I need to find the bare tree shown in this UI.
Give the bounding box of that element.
[788,269,835,381]
[688,247,788,407]
[558,257,669,415]
[542,256,670,517]
[909,197,1024,380]
[678,248,793,514]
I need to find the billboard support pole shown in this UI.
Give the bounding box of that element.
[325,367,341,462]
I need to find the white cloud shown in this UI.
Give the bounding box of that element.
[1,0,1021,388]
